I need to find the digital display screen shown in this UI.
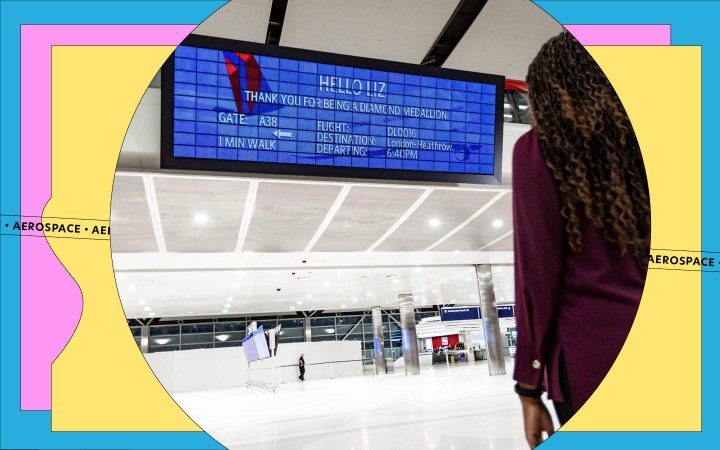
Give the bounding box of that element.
[162,35,504,184]
[497,305,515,318]
[242,325,271,363]
[440,306,481,321]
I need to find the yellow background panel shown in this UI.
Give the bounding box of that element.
[563,47,701,431]
[46,45,701,432]
[48,46,199,431]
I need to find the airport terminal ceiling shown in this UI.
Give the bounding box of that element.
[113,0,562,320]
[118,265,515,318]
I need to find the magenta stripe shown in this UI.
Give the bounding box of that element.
[20,24,195,410]
[565,24,671,45]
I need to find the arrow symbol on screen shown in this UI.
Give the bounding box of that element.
[273,130,293,139]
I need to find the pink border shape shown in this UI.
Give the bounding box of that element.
[20,24,195,411]
[19,21,673,411]
[566,24,671,45]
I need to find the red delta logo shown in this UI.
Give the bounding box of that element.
[223,51,263,115]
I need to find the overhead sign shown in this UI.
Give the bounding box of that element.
[440,305,515,321]
[497,305,515,318]
[440,306,481,321]
[162,35,504,184]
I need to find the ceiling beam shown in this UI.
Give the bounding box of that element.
[421,0,489,67]
[366,188,434,252]
[304,185,351,252]
[117,170,511,193]
[265,0,289,45]
[235,179,259,252]
[424,191,507,251]
[477,229,513,251]
[142,174,167,253]
[113,250,513,272]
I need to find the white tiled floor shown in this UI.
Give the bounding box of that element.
[173,360,554,450]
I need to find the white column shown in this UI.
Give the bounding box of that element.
[399,294,420,375]
[371,306,387,374]
[476,264,507,376]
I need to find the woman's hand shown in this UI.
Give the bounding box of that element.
[519,395,555,449]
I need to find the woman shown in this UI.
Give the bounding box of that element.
[512,31,650,448]
[298,353,305,381]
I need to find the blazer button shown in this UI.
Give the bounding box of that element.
[532,360,541,369]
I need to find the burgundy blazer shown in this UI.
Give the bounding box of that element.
[512,129,646,409]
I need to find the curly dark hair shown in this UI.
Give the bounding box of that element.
[526,31,650,269]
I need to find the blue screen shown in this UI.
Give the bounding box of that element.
[497,305,515,318]
[242,325,271,362]
[440,307,481,321]
[169,44,500,177]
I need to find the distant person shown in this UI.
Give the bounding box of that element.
[512,31,649,448]
[298,353,305,381]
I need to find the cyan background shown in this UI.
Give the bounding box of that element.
[0,1,715,448]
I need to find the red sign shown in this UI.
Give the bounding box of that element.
[432,335,459,349]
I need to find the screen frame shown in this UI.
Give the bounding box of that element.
[161,34,505,185]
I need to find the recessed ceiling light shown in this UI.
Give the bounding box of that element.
[127,285,136,292]
[143,306,151,312]
[339,269,347,275]
[222,309,228,313]
[496,267,503,272]
[215,334,230,342]
[366,292,373,296]
[453,250,461,254]
[429,218,441,227]
[297,300,303,305]
[226,296,234,301]
[325,328,335,334]
[235,272,244,277]
[224,303,231,308]
[194,213,209,224]
[492,219,504,228]
[432,289,438,294]
[137,299,146,305]
[414,268,422,273]
[231,284,239,289]
[352,298,358,303]
[289,306,295,310]
[500,297,505,301]
[466,277,472,282]
[469,294,476,298]
[116,273,126,281]
[149,312,156,317]
[341,304,346,308]
[306,294,313,299]
[154,338,170,345]
[392,279,399,284]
